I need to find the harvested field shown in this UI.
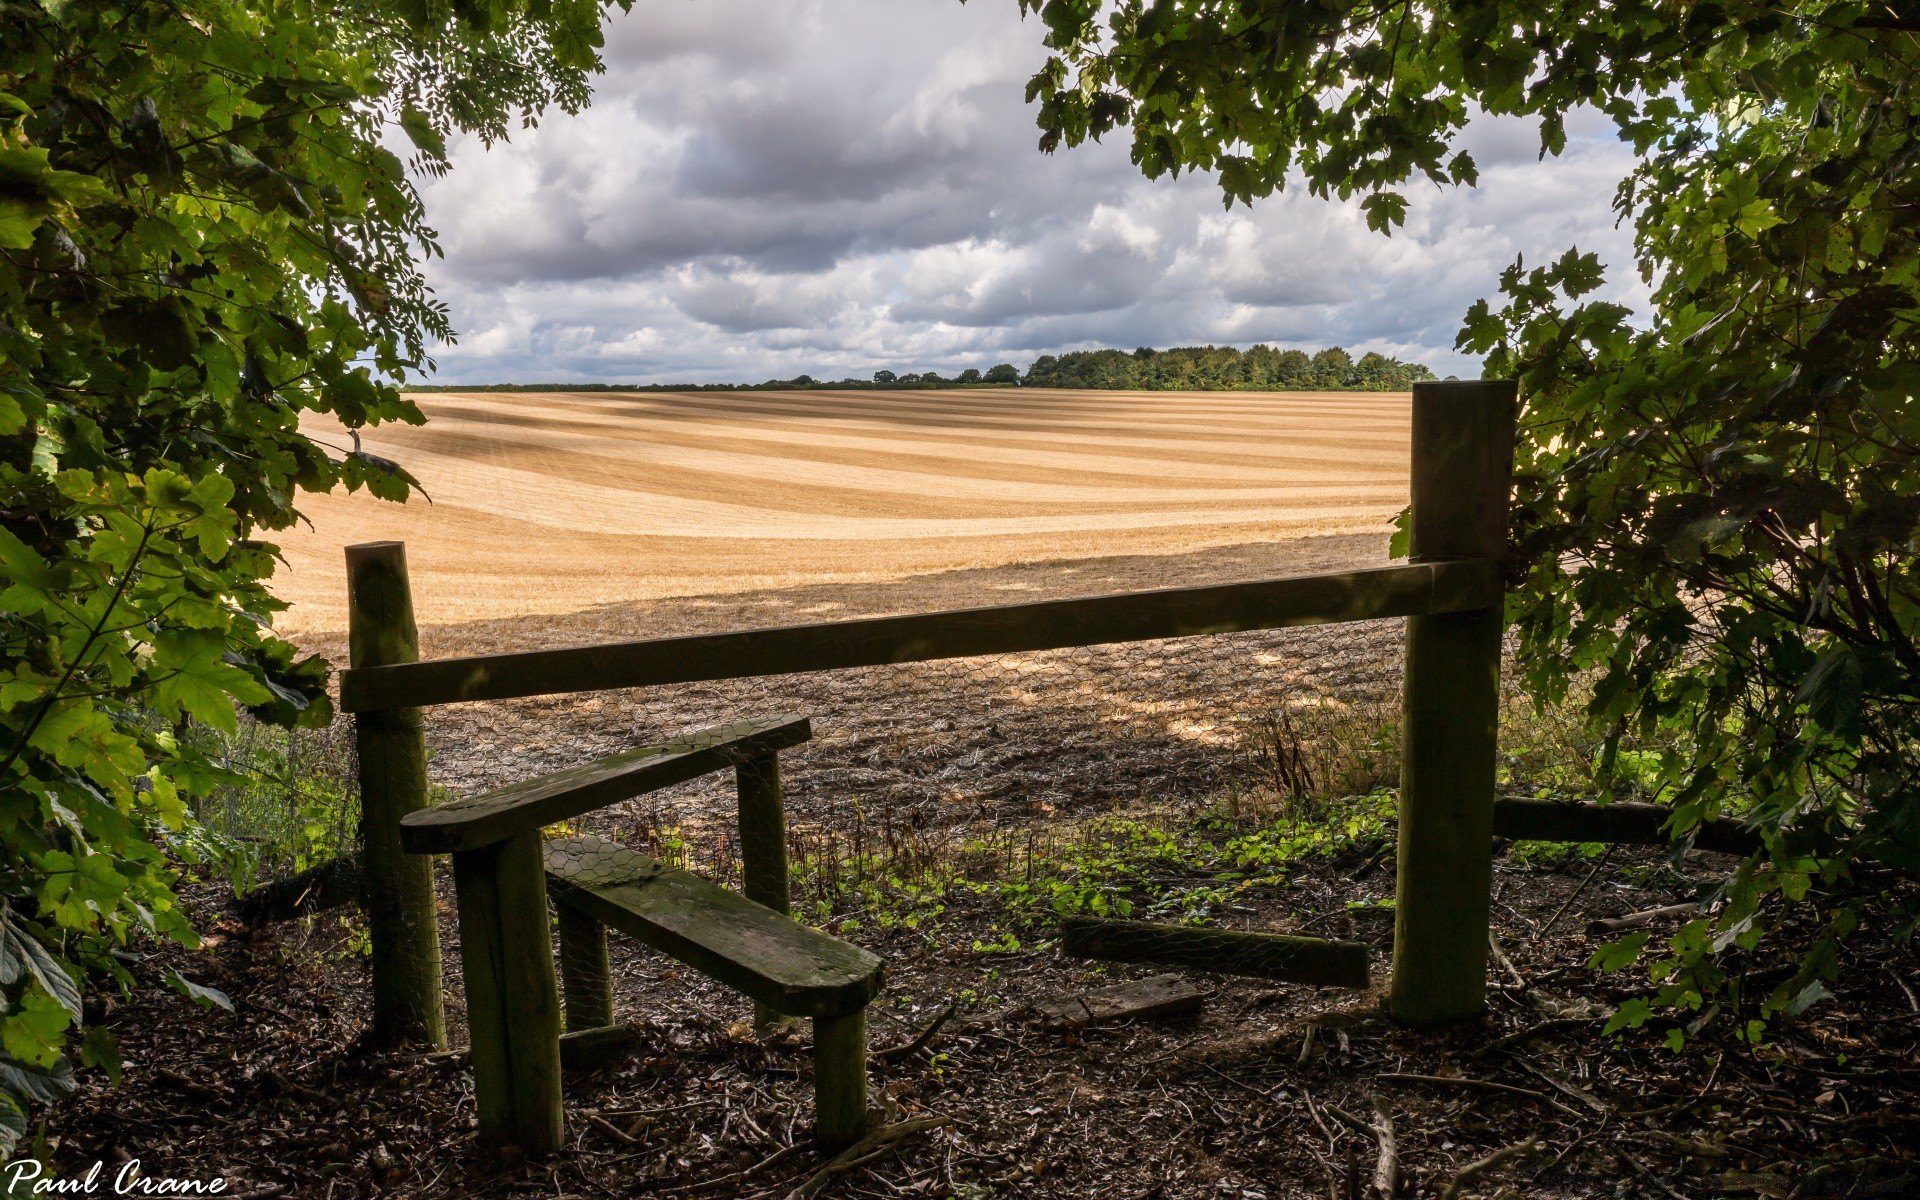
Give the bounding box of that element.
[275,388,1411,632]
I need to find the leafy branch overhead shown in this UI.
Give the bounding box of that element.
[0,0,631,1150]
[1025,0,1918,1038]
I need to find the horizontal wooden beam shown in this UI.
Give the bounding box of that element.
[399,714,811,854]
[1059,916,1370,988]
[342,559,1498,713]
[1491,798,1761,857]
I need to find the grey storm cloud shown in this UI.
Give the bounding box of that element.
[416,0,1646,384]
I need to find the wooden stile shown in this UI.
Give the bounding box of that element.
[1389,380,1517,1026]
[346,541,446,1049]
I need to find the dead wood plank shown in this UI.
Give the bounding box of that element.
[1584,903,1702,936]
[1034,973,1209,1029]
[398,714,810,854]
[233,854,362,925]
[1492,798,1761,856]
[340,560,1500,712]
[559,1023,647,1071]
[543,836,883,1019]
[1060,917,1370,988]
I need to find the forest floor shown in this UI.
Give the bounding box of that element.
[37,536,1920,1200]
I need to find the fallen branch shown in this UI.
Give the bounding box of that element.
[1369,1099,1398,1199]
[785,1116,951,1200]
[876,1004,954,1063]
[1440,1139,1544,1200]
[1584,903,1700,936]
[233,855,362,925]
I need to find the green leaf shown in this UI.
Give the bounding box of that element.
[1588,931,1650,973]
[165,970,233,1013]
[1796,645,1865,739]
[79,1026,120,1086]
[399,105,448,161]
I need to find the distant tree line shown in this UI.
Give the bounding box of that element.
[1025,345,1434,391]
[413,344,1436,393]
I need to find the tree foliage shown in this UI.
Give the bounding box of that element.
[0,0,625,1146]
[1020,0,1918,1036]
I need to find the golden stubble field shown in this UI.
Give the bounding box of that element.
[274,387,1413,637]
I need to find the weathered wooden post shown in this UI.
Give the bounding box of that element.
[736,752,789,1031]
[812,1010,868,1151]
[1388,380,1517,1026]
[347,541,446,1048]
[450,833,566,1152]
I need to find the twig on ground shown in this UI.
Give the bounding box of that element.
[1620,1151,1691,1200]
[1537,847,1614,939]
[875,1004,954,1064]
[1515,1062,1610,1114]
[656,1141,812,1196]
[1323,1103,1378,1141]
[1487,933,1527,990]
[1468,1017,1594,1060]
[1375,1072,1579,1116]
[586,1113,638,1145]
[784,1116,952,1200]
[1440,1139,1544,1200]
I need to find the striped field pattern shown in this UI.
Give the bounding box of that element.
[275,388,1412,631]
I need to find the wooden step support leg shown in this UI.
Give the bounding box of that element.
[557,903,613,1033]
[451,832,565,1152]
[812,1009,868,1152]
[736,752,790,1032]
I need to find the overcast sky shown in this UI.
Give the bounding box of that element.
[415,0,1647,385]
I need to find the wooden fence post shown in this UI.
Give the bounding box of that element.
[1388,380,1517,1026]
[347,541,447,1048]
[736,753,790,1031]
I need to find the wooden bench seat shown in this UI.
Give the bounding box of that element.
[545,837,882,1018]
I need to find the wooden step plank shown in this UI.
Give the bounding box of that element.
[544,837,882,1019]
[399,715,811,854]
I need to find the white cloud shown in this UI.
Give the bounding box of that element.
[416,0,1646,383]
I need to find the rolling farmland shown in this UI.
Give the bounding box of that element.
[274,387,1412,634]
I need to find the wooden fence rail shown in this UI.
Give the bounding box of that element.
[339,557,1500,713]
